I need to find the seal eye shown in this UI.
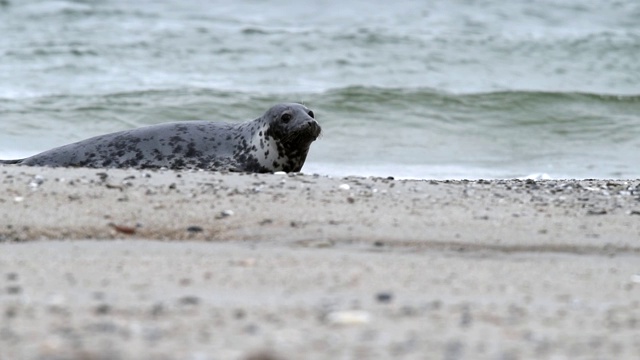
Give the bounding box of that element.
[307,110,314,118]
[281,113,292,123]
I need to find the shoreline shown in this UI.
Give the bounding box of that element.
[2,166,639,250]
[1,165,640,359]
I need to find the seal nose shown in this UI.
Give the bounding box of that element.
[307,119,321,138]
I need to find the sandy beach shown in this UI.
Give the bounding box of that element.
[1,165,639,359]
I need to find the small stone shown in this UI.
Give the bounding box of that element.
[376,292,393,303]
[95,304,111,315]
[6,273,18,281]
[326,310,371,325]
[347,196,355,204]
[339,184,351,190]
[219,210,234,218]
[187,226,203,233]
[234,309,246,319]
[6,286,21,294]
[29,175,45,189]
[151,303,164,316]
[587,209,607,215]
[179,296,200,305]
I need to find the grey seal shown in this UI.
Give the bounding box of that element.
[0,103,321,173]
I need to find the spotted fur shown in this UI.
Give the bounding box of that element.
[1,103,321,173]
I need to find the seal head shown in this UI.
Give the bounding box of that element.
[0,103,322,173]
[249,103,321,173]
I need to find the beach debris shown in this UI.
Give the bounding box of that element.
[108,223,137,235]
[186,225,204,233]
[273,171,287,175]
[338,184,351,190]
[326,310,371,326]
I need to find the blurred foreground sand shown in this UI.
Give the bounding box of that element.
[1,166,639,359]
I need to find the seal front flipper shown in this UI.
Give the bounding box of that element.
[0,159,23,165]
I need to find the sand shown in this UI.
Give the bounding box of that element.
[1,165,639,359]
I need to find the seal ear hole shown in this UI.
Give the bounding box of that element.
[308,110,314,118]
[281,113,292,123]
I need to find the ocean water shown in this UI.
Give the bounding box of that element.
[1,0,639,179]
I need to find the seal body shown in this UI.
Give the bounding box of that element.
[1,103,321,173]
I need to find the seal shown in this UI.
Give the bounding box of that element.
[0,103,321,173]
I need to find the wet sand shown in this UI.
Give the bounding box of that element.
[1,166,639,359]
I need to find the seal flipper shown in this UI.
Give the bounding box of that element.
[0,159,23,165]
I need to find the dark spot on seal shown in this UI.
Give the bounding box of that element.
[173,158,185,168]
[185,143,200,158]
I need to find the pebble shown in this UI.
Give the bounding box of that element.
[219,210,234,218]
[179,296,200,305]
[6,273,18,281]
[29,175,45,189]
[187,226,204,233]
[94,304,111,315]
[6,286,21,294]
[376,292,393,303]
[326,310,371,325]
[339,184,351,190]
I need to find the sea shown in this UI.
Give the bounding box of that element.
[1,0,639,179]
